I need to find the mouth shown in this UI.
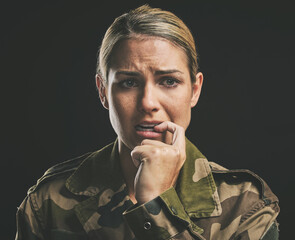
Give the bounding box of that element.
[135,123,159,132]
[134,121,163,139]
[135,120,163,132]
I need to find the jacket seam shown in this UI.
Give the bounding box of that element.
[29,168,83,195]
[28,193,47,239]
[200,159,221,215]
[239,199,265,225]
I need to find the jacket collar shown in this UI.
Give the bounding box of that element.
[177,139,222,218]
[66,138,222,218]
[66,139,126,196]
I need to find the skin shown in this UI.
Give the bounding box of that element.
[96,37,203,204]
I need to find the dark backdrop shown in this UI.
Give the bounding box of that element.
[2,0,294,239]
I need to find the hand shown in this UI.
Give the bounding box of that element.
[131,121,186,204]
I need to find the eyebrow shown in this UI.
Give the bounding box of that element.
[115,69,184,77]
[154,69,184,75]
[116,71,141,77]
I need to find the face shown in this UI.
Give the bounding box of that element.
[97,37,203,152]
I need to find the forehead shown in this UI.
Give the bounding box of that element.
[109,37,188,71]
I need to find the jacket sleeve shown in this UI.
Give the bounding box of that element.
[234,200,280,240]
[260,221,279,240]
[123,187,280,240]
[123,187,203,240]
[15,196,45,240]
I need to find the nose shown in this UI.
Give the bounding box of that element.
[138,83,160,114]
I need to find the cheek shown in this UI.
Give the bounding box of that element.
[109,93,135,120]
[165,91,192,126]
[108,96,130,137]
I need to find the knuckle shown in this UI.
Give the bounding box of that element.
[170,146,179,155]
[178,126,185,133]
[171,147,185,161]
[181,152,186,161]
[131,146,141,156]
[160,147,169,156]
[151,148,160,155]
[132,146,139,152]
[174,148,181,158]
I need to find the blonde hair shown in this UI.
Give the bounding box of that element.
[97,5,198,83]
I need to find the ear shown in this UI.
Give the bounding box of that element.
[95,74,109,109]
[190,72,203,108]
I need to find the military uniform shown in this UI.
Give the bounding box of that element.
[15,139,279,240]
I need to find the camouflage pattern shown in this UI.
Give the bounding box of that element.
[15,139,279,240]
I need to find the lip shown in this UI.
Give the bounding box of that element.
[135,120,163,130]
[135,130,163,138]
[135,120,163,138]
[137,120,163,125]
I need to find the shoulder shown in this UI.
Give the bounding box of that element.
[202,161,280,239]
[209,161,278,205]
[25,141,117,203]
[22,152,96,217]
[24,141,116,204]
[17,151,101,238]
[27,151,93,195]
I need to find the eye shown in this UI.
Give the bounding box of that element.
[119,79,139,88]
[161,77,180,88]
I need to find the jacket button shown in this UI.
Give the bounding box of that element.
[171,206,178,215]
[143,221,152,230]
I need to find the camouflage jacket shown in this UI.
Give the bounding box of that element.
[16,139,279,240]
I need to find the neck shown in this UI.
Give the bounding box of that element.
[118,140,138,202]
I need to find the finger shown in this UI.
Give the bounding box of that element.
[154,121,185,149]
[131,145,151,168]
[141,139,167,146]
[131,147,142,168]
[154,121,176,133]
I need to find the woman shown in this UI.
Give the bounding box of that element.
[16,5,279,240]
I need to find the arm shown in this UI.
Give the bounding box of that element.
[123,188,203,240]
[235,201,280,240]
[15,196,45,240]
[124,121,280,239]
[124,121,202,239]
[124,189,280,240]
[260,221,279,240]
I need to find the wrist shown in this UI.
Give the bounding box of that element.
[135,192,161,205]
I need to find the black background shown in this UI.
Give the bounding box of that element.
[2,0,294,239]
